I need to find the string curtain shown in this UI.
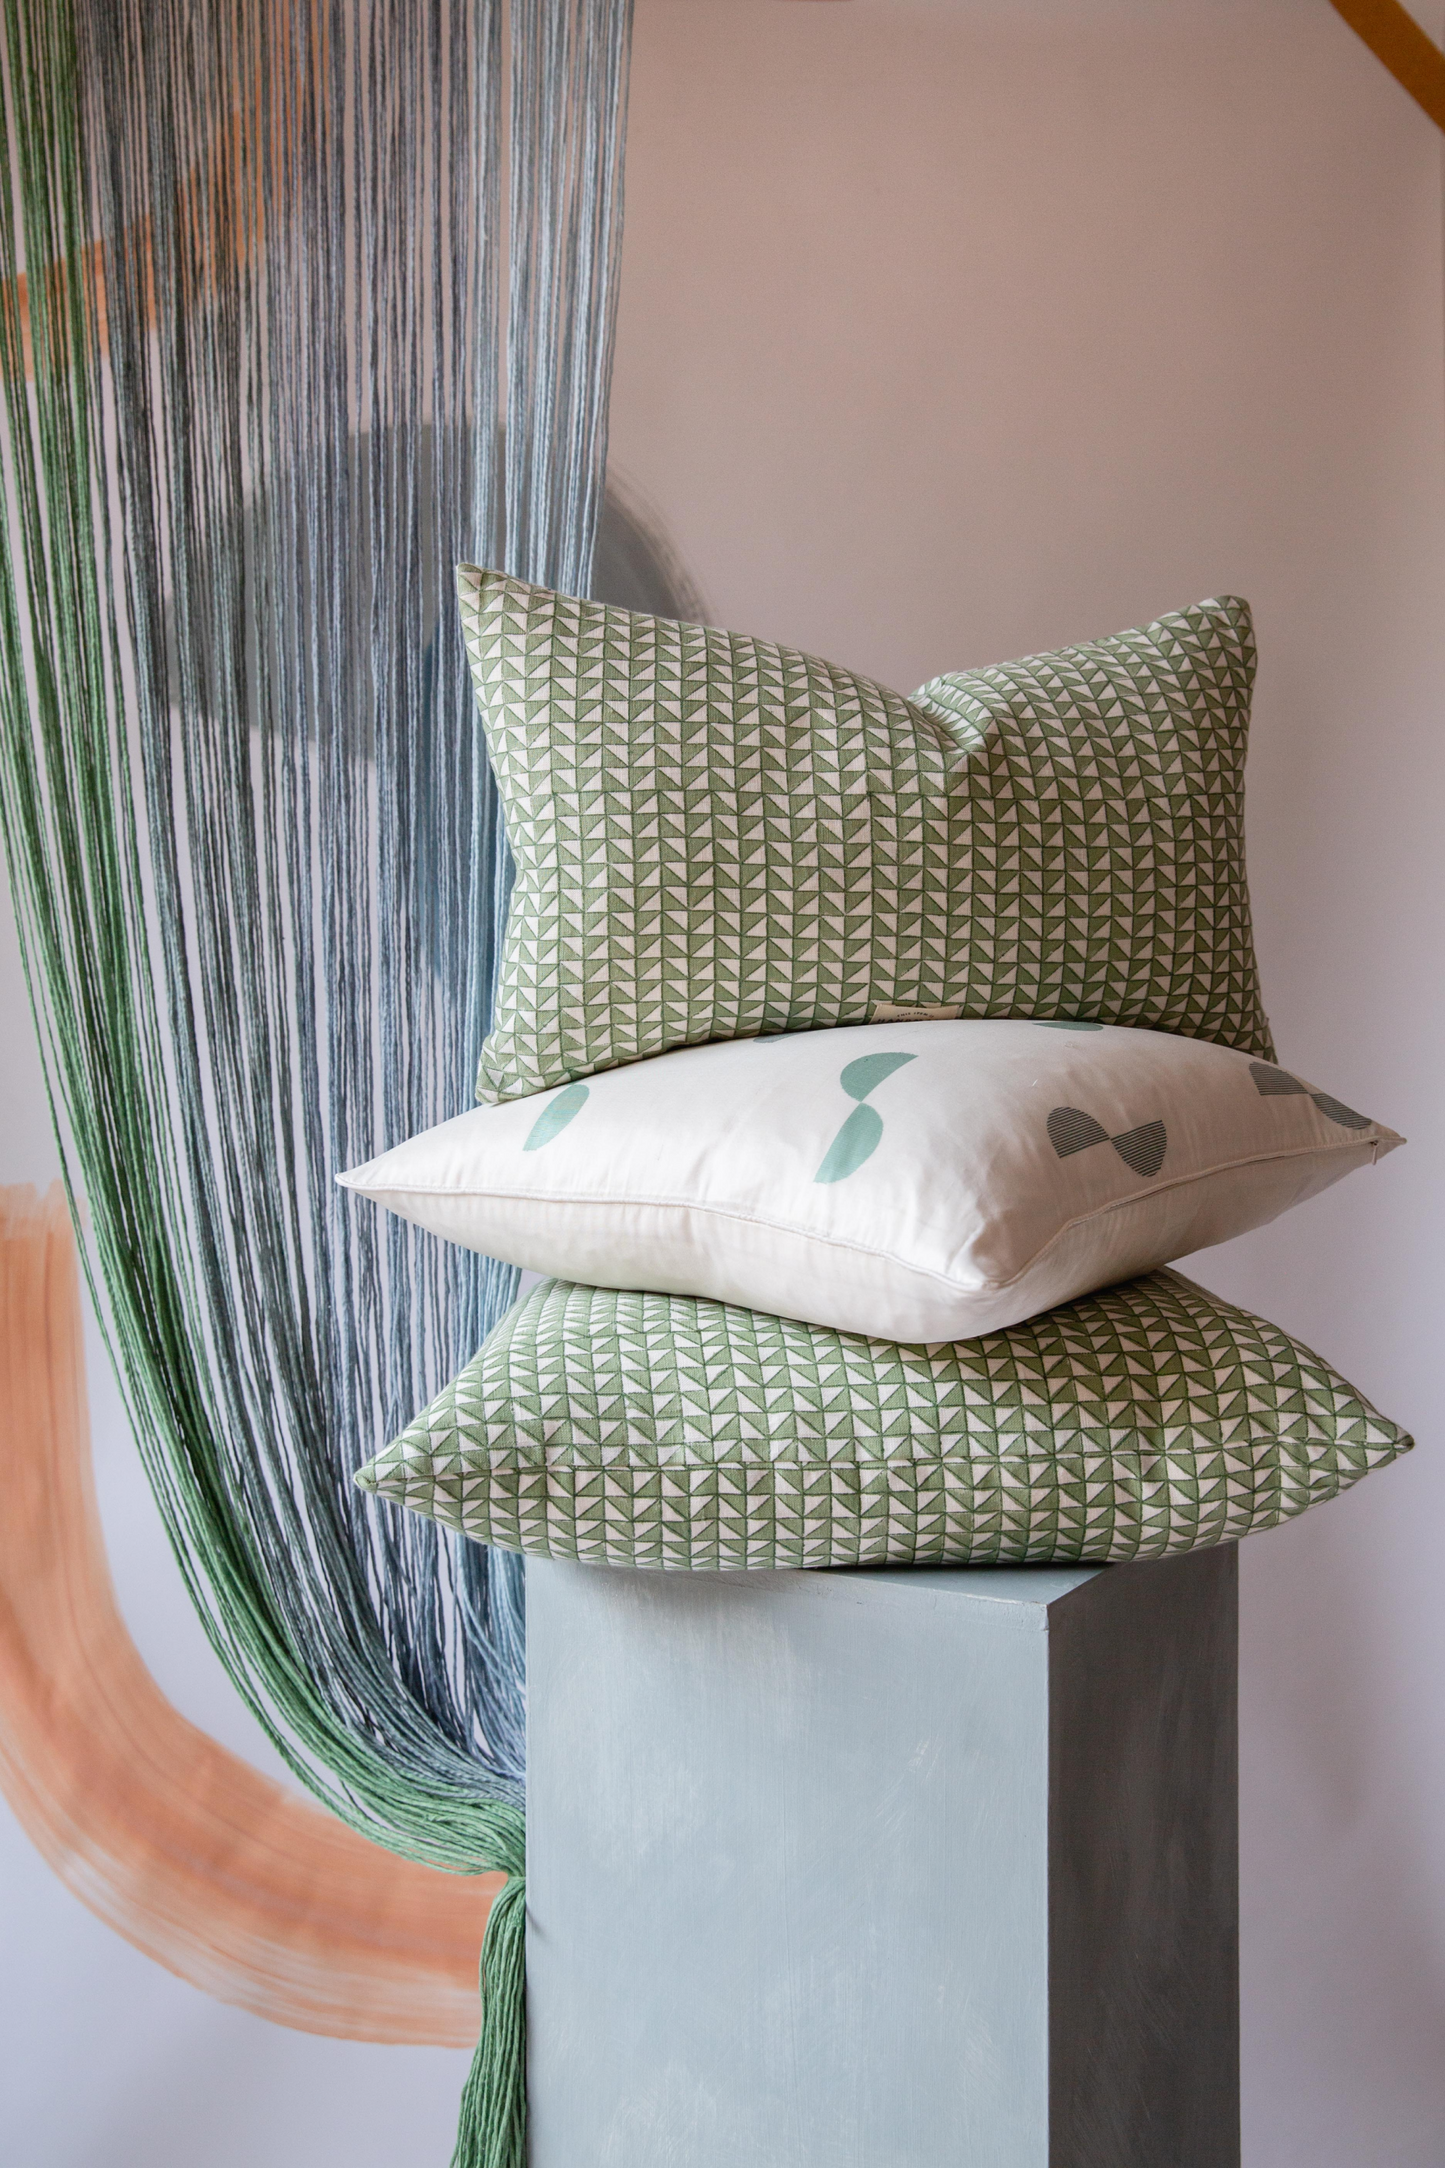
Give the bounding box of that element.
[0,0,634,2159]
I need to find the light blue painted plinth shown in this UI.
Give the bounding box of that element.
[526,1548,1238,2168]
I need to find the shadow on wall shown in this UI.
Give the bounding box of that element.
[592,475,708,623]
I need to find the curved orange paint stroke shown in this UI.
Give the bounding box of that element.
[3,0,315,377]
[0,1183,501,2047]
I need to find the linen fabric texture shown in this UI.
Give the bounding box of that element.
[354,1269,1411,1572]
[460,570,1275,1106]
[340,1021,1400,1345]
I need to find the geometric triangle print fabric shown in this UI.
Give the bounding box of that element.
[356,1269,1409,1572]
[459,571,1275,1104]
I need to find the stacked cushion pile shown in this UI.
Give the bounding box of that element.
[345,573,1410,1570]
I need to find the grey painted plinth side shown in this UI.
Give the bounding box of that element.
[526,1550,1238,2168]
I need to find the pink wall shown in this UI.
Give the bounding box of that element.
[606,5,1445,2162]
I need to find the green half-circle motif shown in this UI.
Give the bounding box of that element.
[814,1102,884,1184]
[523,1082,590,1151]
[839,1050,917,1102]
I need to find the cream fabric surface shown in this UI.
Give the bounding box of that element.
[341,1021,1401,1343]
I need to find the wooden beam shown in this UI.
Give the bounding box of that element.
[1330,0,1445,130]
[780,3,1445,127]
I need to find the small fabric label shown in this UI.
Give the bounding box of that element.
[869,1002,963,1024]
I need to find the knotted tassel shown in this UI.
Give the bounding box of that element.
[451,1868,528,2168]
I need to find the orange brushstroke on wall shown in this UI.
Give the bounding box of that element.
[2,0,294,377]
[0,1183,499,2046]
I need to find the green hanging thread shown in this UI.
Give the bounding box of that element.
[453,1860,529,2168]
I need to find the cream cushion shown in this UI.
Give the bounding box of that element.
[339,1020,1401,1344]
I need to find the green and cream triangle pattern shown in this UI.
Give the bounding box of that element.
[458,569,1275,1105]
[356,1270,1409,1571]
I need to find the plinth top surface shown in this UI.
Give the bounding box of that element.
[640,1559,1109,1617]
[828,1562,1104,1611]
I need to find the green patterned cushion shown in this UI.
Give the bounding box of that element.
[459,570,1275,1105]
[355,1271,1409,1570]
